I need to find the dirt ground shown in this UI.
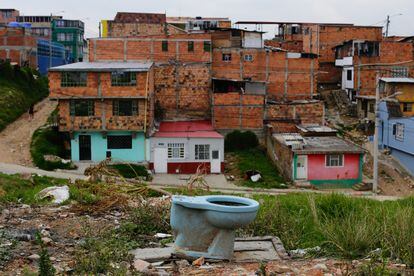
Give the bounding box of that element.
[0,98,56,166]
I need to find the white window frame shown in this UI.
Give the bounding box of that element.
[195,144,210,160]
[167,143,185,159]
[325,154,344,168]
[244,54,253,62]
[395,123,405,141]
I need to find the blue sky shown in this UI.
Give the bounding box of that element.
[2,0,413,38]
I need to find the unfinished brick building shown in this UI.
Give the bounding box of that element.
[335,40,414,119]
[0,26,37,67]
[238,21,383,90]
[0,9,19,24]
[49,61,155,162]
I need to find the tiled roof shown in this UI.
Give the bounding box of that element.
[114,12,166,24]
[154,120,223,139]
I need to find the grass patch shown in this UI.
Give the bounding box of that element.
[0,62,48,131]
[30,127,75,171]
[108,164,149,179]
[0,173,69,204]
[231,148,286,189]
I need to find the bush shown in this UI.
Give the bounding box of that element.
[30,127,74,171]
[225,130,259,152]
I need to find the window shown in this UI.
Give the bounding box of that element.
[244,54,253,61]
[162,40,168,52]
[391,66,409,78]
[369,102,375,113]
[195,144,210,160]
[394,123,405,141]
[188,41,194,52]
[222,53,232,62]
[113,100,138,116]
[326,154,343,167]
[111,72,137,86]
[347,70,352,81]
[107,135,132,149]
[57,33,73,42]
[168,143,185,159]
[69,100,94,116]
[203,41,211,52]
[403,103,413,113]
[61,72,87,87]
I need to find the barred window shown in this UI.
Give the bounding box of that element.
[403,103,413,112]
[113,100,138,116]
[391,66,409,77]
[326,154,343,167]
[195,144,210,160]
[107,135,132,149]
[111,72,137,86]
[61,72,87,87]
[168,143,184,159]
[69,100,94,116]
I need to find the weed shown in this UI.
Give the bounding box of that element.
[109,164,149,179]
[0,230,16,269]
[36,232,56,276]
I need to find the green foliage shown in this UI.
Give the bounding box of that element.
[0,230,16,268]
[0,173,69,204]
[225,130,259,152]
[0,61,48,131]
[36,232,56,276]
[109,164,149,179]
[233,148,286,189]
[30,127,74,171]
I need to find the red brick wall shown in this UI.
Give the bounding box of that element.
[212,93,264,130]
[0,27,37,68]
[154,63,211,120]
[265,39,303,52]
[266,101,324,133]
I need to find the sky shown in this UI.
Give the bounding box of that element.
[2,0,414,39]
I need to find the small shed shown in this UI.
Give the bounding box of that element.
[149,121,224,174]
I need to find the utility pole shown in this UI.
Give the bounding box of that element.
[385,15,390,37]
[373,74,380,194]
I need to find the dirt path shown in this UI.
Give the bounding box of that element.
[0,98,57,166]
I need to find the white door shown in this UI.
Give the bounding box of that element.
[210,150,221,173]
[154,148,168,173]
[296,155,308,180]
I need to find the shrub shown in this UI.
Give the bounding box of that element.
[109,164,149,179]
[30,127,74,171]
[225,130,259,152]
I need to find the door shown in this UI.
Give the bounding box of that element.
[296,155,307,180]
[154,147,168,173]
[79,135,91,161]
[211,150,221,173]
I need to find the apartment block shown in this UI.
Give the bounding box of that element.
[49,62,154,162]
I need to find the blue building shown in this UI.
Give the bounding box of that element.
[37,39,69,75]
[378,101,414,175]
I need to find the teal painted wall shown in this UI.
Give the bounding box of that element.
[71,131,145,163]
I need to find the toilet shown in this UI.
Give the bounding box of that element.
[170,195,260,260]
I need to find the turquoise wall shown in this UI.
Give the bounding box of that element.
[71,131,145,163]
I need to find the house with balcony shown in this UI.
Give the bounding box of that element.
[49,61,154,163]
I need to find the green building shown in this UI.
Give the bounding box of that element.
[52,19,85,62]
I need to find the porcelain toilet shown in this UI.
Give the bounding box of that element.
[170,195,260,260]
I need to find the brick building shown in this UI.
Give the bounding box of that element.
[334,40,414,118]
[0,9,19,24]
[0,26,37,67]
[49,61,155,162]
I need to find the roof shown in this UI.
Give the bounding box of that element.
[49,61,153,72]
[235,21,354,26]
[167,16,230,23]
[153,120,223,139]
[380,77,414,83]
[113,12,166,24]
[274,133,364,154]
[297,125,337,134]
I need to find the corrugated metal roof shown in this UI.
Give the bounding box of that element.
[153,120,223,139]
[49,61,153,72]
[380,77,414,83]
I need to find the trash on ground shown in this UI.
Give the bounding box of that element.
[36,185,70,204]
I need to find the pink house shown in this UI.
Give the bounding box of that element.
[271,133,365,188]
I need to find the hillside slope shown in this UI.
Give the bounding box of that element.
[0,62,48,131]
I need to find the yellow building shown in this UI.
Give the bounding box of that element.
[380,78,414,116]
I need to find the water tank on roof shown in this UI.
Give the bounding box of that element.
[7,22,20,27]
[21,23,32,29]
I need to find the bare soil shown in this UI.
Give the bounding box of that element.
[0,98,56,166]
